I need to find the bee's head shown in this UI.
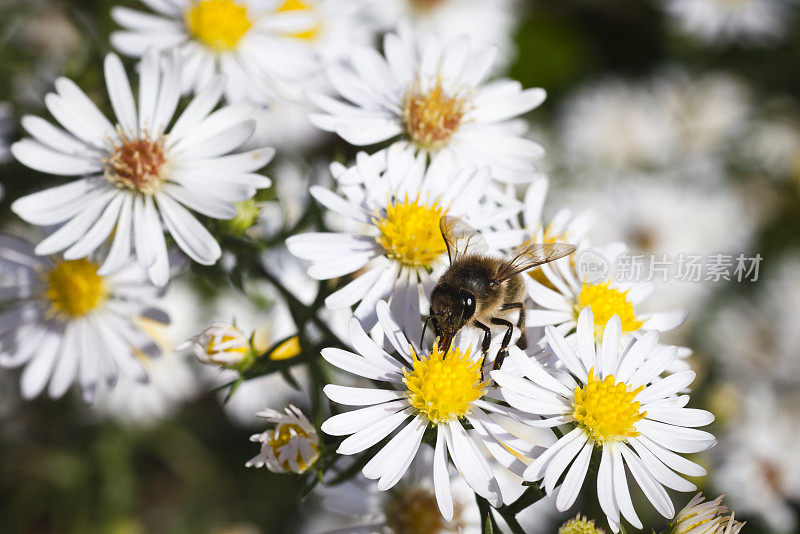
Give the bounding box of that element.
[429,284,476,352]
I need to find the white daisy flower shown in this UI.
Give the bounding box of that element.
[0,235,168,403]
[10,50,274,286]
[492,308,716,532]
[247,404,320,474]
[664,0,795,45]
[320,302,544,520]
[176,321,252,368]
[366,0,520,68]
[672,493,745,534]
[525,241,688,364]
[110,0,325,103]
[309,27,547,183]
[286,145,524,335]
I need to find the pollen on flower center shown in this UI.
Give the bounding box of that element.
[576,280,643,335]
[104,131,167,194]
[186,0,253,51]
[375,196,447,268]
[384,487,453,534]
[572,369,645,443]
[559,513,606,534]
[269,423,318,473]
[403,78,468,150]
[404,344,485,425]
[44,259,108,318]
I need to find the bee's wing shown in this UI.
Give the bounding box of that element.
[440,215,489,263]
[492,243,576,284]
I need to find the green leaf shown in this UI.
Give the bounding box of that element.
[484,513,494,534]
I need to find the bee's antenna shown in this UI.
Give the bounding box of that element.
[420,316,431,348]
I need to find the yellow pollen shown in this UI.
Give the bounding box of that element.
[269,423,318,473]
[104,130,167,194]
[44,259,108,319]
[403,344,485,425]
[385,487,456,534]
[403,78,468,150]
[270,335,302,361]
[277,0,320,40]
[559,514,606,534]
[375,196,447,268]
[576,280,644,336]
[186,0,252,51]
[572,369,645,443]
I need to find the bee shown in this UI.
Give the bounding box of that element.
[427,215,576,370]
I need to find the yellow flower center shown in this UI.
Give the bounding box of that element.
[559,514,606,534]
[404,344,485,425]
[385,487,457,534]
[572,369,645,443]
[269,423,318,473]
[185,0,252,51]
[44,259,108,319]
[270,335,302,361]
[403,79,468,150]
[375,196,447,268]
[104,131,167,194]
[277,0,320,40]
[576,280,643,336]
[207,333,248,357]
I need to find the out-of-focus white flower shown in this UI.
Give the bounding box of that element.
[287,145,524,334]
[664,0,795,45]
[320,302,544,520]
[714,389,800,533]
[10,50,273,286]
[493,308,715,532]
[743,117,800,181]
[0,235,168,403]
[559,80,677,171]
[307,450,483,533]
[310,27,546,183]
[366,0,520,68]
[176,322,252,368]
[558,514,606,534]
[92,318,199,427]
[661,71,751,159]
[17,9,81,62]
[111,0,324,103]
[247,405,320,474]
[672,493,745,534]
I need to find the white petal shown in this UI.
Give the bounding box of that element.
[104,54,138,135]
[155,193,221,265]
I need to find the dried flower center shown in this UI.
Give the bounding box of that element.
[409,0,447,12]
[104,132,167,194]
[268,423,318,473]
[385,487,455,534]
[576,280,643,336]
[403,79,468,150]
[559,514,606,534]
[404,344,485,424]
[572,369,645,443]
[375,196,447,268]
[278,0,320,40]
[44,259,108,318]
[186,0,252,51]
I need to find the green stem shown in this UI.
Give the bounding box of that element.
[505,481,546,515]
[496,507,527,534]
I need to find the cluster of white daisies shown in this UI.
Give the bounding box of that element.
[0,1,748,533]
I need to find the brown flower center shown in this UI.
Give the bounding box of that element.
[104,131,167,193]
[403,78,468,150]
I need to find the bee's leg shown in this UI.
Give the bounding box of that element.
[490,317,515,371]
[473,321,491,381]
[501,302,527,350]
